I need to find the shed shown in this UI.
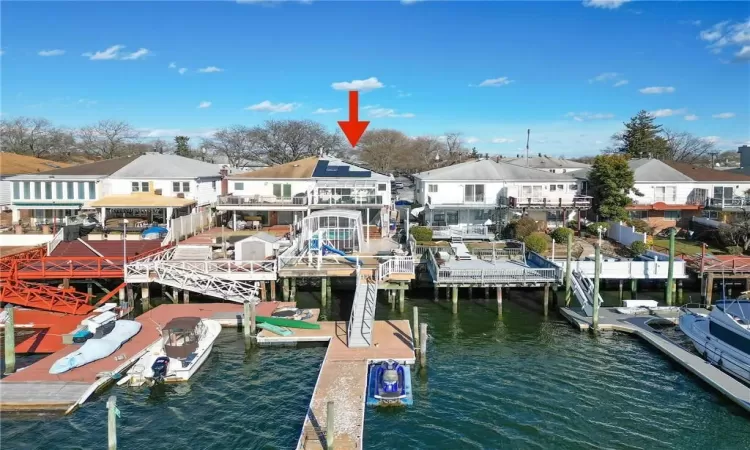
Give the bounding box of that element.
[234,232,280,261]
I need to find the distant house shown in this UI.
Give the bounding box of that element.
[219,155,391,230]
[207,154,268,175]
[7,152,222,227]
[503,154,590,174]
[0,152,71,212]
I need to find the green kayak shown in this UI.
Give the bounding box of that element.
[257,323,292,336]
[256,315,321,330]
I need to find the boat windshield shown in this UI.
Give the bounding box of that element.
[383,369,399,383]
[716,300,750,325]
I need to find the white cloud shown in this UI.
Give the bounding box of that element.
[700,21,729,42]
[245,100,297,113]
[312,108,341,114]
[168,62,177,69]
[198,101,212,109]
[699,20,750,61]
[140,128,217,139]
[121,48,149,60]
[491,137,515,144]
[639,86,676,94]
[178,68,187,75]
[38,49,65,57]
[82,44,125,60]
[198,66,223,73]
[401,0,422,4]
[712,112,736,119]
[565,112,615,121]
[679,20,702,26]
[737,46,750,61]
[613,80,629,87]
[588,72,627,87]
[649,108,686,117]
[684,114,699,121]
[475,77,514,87]
[397,90,412,98]
[362,105,378,110]
[702,136,721,144]
[367,108,414,118]
[77,99,97,106]
[582,0,630,9]
[466,137,480,144]
[331,77,384,91]
[0,49,4,56]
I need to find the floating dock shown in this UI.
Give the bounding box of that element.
[560,306,750,413]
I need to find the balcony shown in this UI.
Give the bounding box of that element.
[705,197,750,210]
[217,195,308,208]
[499,196,592,209]
[312,195,384,206]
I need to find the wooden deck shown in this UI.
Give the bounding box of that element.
[560,306,750,414]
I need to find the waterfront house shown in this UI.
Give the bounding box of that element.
[218,155,392,233]
[0,152,71,215]
[7,152,222,228]
[503,153,590,174]
[413,158,591,239]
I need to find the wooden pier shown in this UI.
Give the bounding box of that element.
[560,306,750,414]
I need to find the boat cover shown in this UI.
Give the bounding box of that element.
[49,320,142,374]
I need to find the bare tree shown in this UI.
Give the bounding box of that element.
[77,120,140,159]
[151,139,171,154]
[662,129,715,164]
[0,117,74,159]
[358,129,411,174]
[251,120,343,165]
[202,125,258,168]
[408,136,445,173]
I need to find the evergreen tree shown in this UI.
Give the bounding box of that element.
[613,110,668,158]
[470,147,479,159]
[174,136,191,157]
[589,154,640,221]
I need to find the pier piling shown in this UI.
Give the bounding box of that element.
[118,287,126,309]
[140,283,150,312]
[170,287,178,304]
[496,286,503,315]
[543,283,550,316]
[485,287,490,302]
[565,233,572,307]
[107,396,117,450]
[419,323,427,368]
[270,280,277,301]
[184,289,190,304]
[326,278,332,301]
[666,228,675,306]
[321,277,328,307]
[326,401,335,450]
[592,244,601,331]
[243,301,251,337]
[618,279,624,305]
[630,279,637,299]
[283,278,290,301]
[290,278,297,301]
[126,285,135,310]
[412,306,419,352]
[398,287,405,313]
[445,286,449,301]
[677,280,684,304]
[451,286,458,314]
[433,286,438,303]
[87,283,93,296]
[4,305,15,374]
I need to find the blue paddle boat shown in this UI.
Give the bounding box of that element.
[366,360,413,406]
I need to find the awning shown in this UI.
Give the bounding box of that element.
[626,202,702,211]
[12,202,83,209]
[89,193,196,208]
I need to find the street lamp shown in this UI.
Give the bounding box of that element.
[597,224,607,248]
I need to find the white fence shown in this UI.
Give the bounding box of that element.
[554,259,687,279]
[0,233,55,248]
[170,209,212,244]
[607,221,647,247]
[377,256,415,281]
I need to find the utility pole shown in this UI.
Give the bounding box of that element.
[526,129,531,167]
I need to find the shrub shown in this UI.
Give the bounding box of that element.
[586,222,610,236]
[410,226,433,242]
[630,240,648,256]
[511,217,538,240]
[626,219,650,234]
[524,232,549,254]
[551,227,574,243]
[566,220,579,230]
[727,245,744,256]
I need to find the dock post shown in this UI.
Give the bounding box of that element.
[243,301,251,338]
[445,285,449,301]
[468,287,473,301]
[87,282,93,296]
[496,286,503,315]
[592,244,601,331]
[171,287,179,304]
[618,279,624,305]
[290,278,297,301]
[270,280,277,301]
[451,285,458,314]
[3,305,15,374]
[666,228,675,306]
[485,287,490,302]
[433,285,439,303]
[260,282,267,302]
[326,277,332,301]
[326,401,335,450]
[126,285,135,310]
[677,280,684,304]
[398,287,405,313]
[107,395,117,450]
[321,277,328,307]
[630,279,637,299]
[412,306,419,351]
[183,290,189,304]
[140,283,150,312]
[706,273,714,307]
[543,283,549,317]
[283,278,290,301]
[565,233,572,307]
[63,278,70,290]
[118,287,126,309]
[419,323,428,368]
[391,290,396,311]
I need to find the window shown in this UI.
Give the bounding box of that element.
[273,183,292,198]
[182,182,190,192]
[702,210,719,219]
[88,182,96,199]
[172,181,190,193]
[173,182,180,192]
[67,182,74,199]
[521,185,543,198]
[234,182,244,191]
[34,182,41,199]
[655,186,676,202]
[714,186,734,199]
[212,180,217,190]
[23,182,30,199]
[43,182,52,199]
[570,184,578,191]
[132,182,140,192]
[55,182,63,199]
[428,184,438,193]
[377,183,387,192]
[664,211,681,220]
[472,209,491,221]
[78,182,85,199]
[464,184,485,202]
[629,210,648,220]
[12,182,19,200]
[550,184,563,191]
[141,182,149,192]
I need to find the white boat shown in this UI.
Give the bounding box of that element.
[50,320,142,374]
[119,317,221,387]
[679,300,750,383]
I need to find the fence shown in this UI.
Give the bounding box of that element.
[0,233,55,248]
[607,221,647,247]
[553,259,687,279]
[170,209,212,243]
[377,256,415,281]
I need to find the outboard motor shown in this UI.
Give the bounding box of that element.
[150,356,170,383]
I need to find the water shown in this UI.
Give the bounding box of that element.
[3,290,750,449]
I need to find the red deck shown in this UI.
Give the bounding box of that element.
[3,309,89,354]
[51,240,161,258]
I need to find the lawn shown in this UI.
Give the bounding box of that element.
[650,238,725,257]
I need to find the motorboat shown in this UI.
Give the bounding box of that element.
[119,317,221,387]
[366,360,413,406]
[49,320,142,374]
[679,299,750,383]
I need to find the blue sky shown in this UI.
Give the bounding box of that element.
[1,0,749,156]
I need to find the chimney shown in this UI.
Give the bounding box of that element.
[220,168,229,196]
[538,152,542,157]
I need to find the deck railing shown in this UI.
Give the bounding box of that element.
[46,228,64,255]
[499,195,592,209]
[218,195,308,206]
[705,197,750,209]
[377,256,415,281]
[313,195,384,206]
[431,224,490,239]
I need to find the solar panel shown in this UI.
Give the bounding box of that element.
[312,161,371,178]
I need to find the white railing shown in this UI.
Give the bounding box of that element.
[431,224,490,239]
[47,228,64,255]
[408,233,417,256]
[172,209,212,243]
[425,245,557,284]
[347,275,378,348]
[706,197,750,209]
[277,241,302,270]
[554,259,686,279]
[470,247,524,260]
[377,256,415,281]
[160,220,174,247]
[500,195,593,209]
[570,270,603,316]
[218,195,308,206]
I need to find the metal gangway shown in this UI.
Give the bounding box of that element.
[570,270,603,317]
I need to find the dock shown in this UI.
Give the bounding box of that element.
[560,306,750,413]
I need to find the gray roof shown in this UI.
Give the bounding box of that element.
[110,153,221,179]
[575,159,694,182]
[503,155,590,170]
[209,154,267,168]
[246,232,280,243]
[414,159,577,182]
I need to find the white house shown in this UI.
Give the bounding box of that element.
[7,152,222,228]
[0,152,72,214]
[503,154,590,174]
[218,155,392,232]
[413,158,591,238]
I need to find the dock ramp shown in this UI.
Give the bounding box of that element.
[570,270,603,316]
[347,275,378,348]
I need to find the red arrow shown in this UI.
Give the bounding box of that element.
[338,90,370,148]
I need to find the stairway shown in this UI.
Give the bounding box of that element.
[347,276,378,348]
[570,270,603,316]
[363,225,380,240]
[171,245,212,261]
[0,280,93,315]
